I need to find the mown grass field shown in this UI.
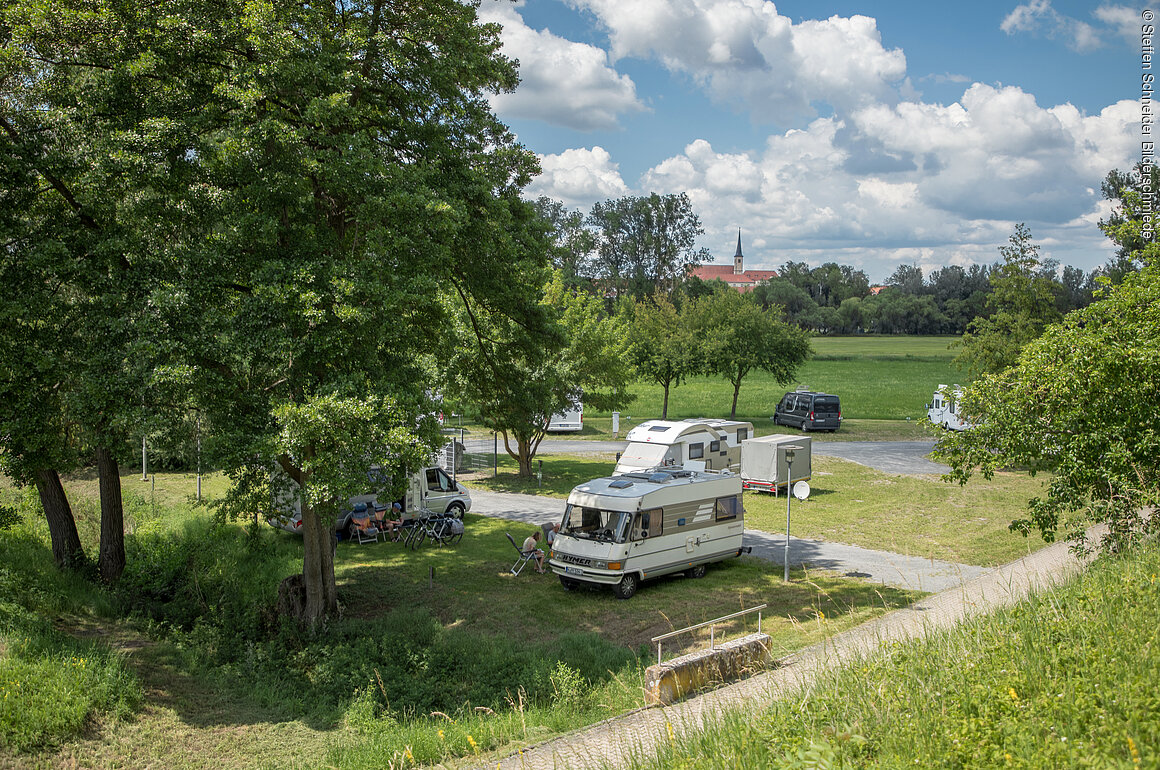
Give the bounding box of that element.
[0,470,922,768]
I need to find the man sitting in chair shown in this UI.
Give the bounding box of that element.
[373,502,404,539]
[522,530,546,574]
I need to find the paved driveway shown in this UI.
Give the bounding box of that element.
[538,438,950,476]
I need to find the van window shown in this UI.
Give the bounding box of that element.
[688,442,704,459]
[814,397,840,414]
[715,495,742,521]
[426,468,454,492]
[737,427,749,442]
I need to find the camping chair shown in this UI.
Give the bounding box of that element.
[506,532,539,576]
[348,503,380,544]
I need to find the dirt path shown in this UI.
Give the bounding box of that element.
[472,529,1102,770]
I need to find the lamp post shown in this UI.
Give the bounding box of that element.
[783,445,802,582]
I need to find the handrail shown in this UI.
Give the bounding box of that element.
[650,603,767,665]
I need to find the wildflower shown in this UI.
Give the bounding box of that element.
[438,729,444,741]
[404,748,413,762]
[667,721,674,743]
[1008,688,1018,701]
[1129,736,1141,767]
[468,735,479,752]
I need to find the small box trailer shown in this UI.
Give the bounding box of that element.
[739,435,812,494]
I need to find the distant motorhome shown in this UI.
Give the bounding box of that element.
[927,384,971,431]
[613,418,753,476]
[548,467,748,599]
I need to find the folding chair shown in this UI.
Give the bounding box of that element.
[506,532,538,576]
[348,503,380,544]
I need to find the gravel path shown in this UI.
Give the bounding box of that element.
[468,528,1101,770]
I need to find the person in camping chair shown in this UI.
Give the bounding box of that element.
[522,530,546,574]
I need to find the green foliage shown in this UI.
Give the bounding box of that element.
[627,294,699,418]
[0,504,19,531]
[936,261,1160,552]
[954,224,1063,376]
[689,288,812,418]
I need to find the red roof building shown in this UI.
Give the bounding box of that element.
[687,230,777,292]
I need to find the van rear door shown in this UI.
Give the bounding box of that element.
[810,396,841,430]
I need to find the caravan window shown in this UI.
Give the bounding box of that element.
[715,495,742,521]
[737,427,749,442]
[688,442,704,460]
[710,440,721,453]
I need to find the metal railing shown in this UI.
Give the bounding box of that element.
[650,603,767,665]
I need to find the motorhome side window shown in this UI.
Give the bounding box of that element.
[737,428,749,442]
[634,508,662,539]
[689,442,704,460]
[710,440,721,453]
[715,495,742,521]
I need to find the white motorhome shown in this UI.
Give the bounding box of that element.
[740,435,812,493]
[613,419,754,475]
[267,465,471,536]
[927,384,971,431]
[548,468,747,599]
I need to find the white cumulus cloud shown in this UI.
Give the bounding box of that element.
[479,1,646,131]
[567,0,907,122]
[525,147,630,208]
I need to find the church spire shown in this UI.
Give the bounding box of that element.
[733,228,744,274]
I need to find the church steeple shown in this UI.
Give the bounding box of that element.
[733,229,744,275]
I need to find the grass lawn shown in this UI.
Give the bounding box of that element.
[467,453,1048,568]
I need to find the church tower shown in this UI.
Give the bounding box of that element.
[733,229,744,274]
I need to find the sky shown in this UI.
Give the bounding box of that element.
[477,0,1143,282]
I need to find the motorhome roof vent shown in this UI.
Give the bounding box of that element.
[608,478,634,489]
[648,471,674,483]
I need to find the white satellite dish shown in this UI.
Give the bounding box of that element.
[793,481,811,501]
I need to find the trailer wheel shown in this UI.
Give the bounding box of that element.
[613,573,638,600]
[686,564,707,579]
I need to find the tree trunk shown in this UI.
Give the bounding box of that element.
[34,467,86,570]
[299,501,338,624]
[661,383,670,419]
[95,446,125,583]
[730,377,742,420]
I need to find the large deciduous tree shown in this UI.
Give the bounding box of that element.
[690,288,811,419]
[628,294,697,419]
[450,272,634,476]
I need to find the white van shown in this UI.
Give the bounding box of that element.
[613,419,753,475]
[267,465,471,535]
[547,396,583,432]
[927,384,971,431]
[548,467,747,599]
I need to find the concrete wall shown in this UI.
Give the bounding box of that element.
[644,632,772,705]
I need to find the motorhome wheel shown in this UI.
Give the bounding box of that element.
[686,564,707,579]
[613,573,638,600]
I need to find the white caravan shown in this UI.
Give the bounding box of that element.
[548,467,747,599]
[739,434,812,493]
[613,418,754,475]
[927,384,972,431]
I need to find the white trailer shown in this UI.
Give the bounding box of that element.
[548,467,748,599]
[739,435,812,494]
[927,384,971,431]
[613,418,753,475]
[546,396,583,432]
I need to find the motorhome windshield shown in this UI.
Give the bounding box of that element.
[561,504,631,543]
[617,444,668,469]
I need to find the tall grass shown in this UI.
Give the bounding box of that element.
[630,540,1160,769]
